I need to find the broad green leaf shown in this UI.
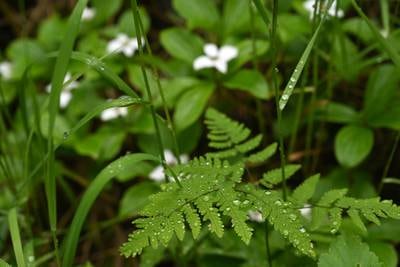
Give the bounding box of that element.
[37,15,67,49]
[0,259,11,267]
[318,235,382,267]
[119,182,160,217]
[7,39,46,78]
[222,0,250,38]
[315,102,359,124]
[278,14,310,43]
[334,125,374,168]
[117,8,150,36]
[292,174,320,203]
[363,65,399,120]
[232,40,269,70]
[91,0,122,24]
[160,28,204,64]
[173,0,219,30]
[369,242,398,267]
[343,18,374,43]
[62,153,159,267]
[174,83,214,131]
[332,34,362,81]
[40,113,70,142]
[367,99,400,130]
[224,70,270,99]
[74,126,126,160]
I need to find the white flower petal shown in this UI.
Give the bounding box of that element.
[118,107,128,117]
[204,43,219,58]
[214,59,228,73]
[248,210,264,223]
[218,45,238,62]
[300,204,312,220]
[0,61,12,80]
[82,7,96,21]
[179,154,189,164]
[193,56,215,70]
[164,149,177,165]
[122,45,135,57]
[149,165,165,182]
[60,91,72,108]
[100,107,120,121]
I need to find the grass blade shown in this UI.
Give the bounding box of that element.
[61,153,159,267]
[45,2,88,263]
[278,18,326,111]
[351,0,400,68]
[8,208,26,267]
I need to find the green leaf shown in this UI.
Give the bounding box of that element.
[174,83,214,131]
[367,99,400,130]
[363,65,399,120]
[368,242,398,267]
[73,126,126,160]
[222,0,250,37]
[160,28,204,64]
[261,164,301,187]
[37,15,67,49]
[318,235,382,267]
[119,182,160,217]
[172,0,219,30]
[8,208,26,267]
[232,40,269,70]
[334,125,374,168]
[315,102,360,124]
[62,153,159,267]
[224,70,270,99]
[0,259,11,267]
[91,0,122,24]
[117,8,150,36]
[292,174,320,203]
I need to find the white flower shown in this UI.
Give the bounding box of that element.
[149,149,189,182]
[299,204,312,220]
[100,106,128,121]
[380,29,389,38]
[82,7,96,21]
[248,210,264,223]
[193,43,238,74]
[106,34,143,57]
[303,0,344,19]
[0,61,12,80]
[46,72,79,109]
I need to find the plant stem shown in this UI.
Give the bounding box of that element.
[378,131,400,194]
[269,0,287,201]
[130,0,182,187]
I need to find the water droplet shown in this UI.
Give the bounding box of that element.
[300,227,306,233]
[330,228,337,234]
[63,131,69,140]
[274,67,279,73]
[233,200,241,205]
[265,191,271,195]
[243,200,249,205]
[288,84,294,89]
[282,209,287,213]
[290,77,296,82]
[279,102,285,110]
[274,200,282,206]
[28,256,34,262]
[289,214,297,220]
[226,207,231,211]
[203,196,209,201]
[282,94,289,100]
[332,221,338,226]
[283,230,289,236]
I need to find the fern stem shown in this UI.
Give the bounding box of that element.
[265,222,273,267]
[269,0,287,201]
[130,0,182,186]
[249,0,267,138]
[378,131,400,194]
[136,10,182,163]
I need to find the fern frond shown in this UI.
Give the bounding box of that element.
[205,108,276,163]
[261,164,301,188]
[311,189,400,233]
[121,156,251,257]
[240,185,316,258]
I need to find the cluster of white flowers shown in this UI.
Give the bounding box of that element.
[303,0,344,19]
[193,43,238,74]
[300,204,312,220]
[248,210,264,223]
[100,106,129,121]
[0,61,12,80]
[106,34,143,57]
[149,149,189,182]
[82,7,96,21]
[46,72,79,108]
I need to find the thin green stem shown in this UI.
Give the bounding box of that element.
[378,131,400,194]
[130,0,182,187]
[136,10,182,163]
[270,0,287,201]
